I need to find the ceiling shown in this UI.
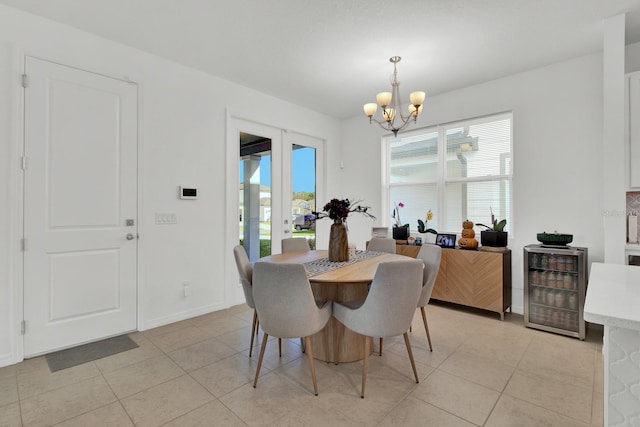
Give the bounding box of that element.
[2,0,640,119]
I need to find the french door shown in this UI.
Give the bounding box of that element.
[226,116,324,300]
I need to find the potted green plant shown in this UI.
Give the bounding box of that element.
[477,209,508,247]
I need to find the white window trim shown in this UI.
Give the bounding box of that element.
[382,112,513,235]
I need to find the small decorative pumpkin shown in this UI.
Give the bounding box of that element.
[462,219,474,229]
[461,228,475,238]
[458,237,478,249]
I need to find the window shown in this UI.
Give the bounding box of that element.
[384,112,512,234]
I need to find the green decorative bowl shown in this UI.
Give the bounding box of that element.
[536,232,573,246]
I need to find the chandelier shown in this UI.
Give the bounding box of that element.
[363,56,425,137]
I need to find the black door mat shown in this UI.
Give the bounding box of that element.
[45,334,139,372]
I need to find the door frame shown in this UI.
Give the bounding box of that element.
[224,110,326,307]
[7,48,144,363]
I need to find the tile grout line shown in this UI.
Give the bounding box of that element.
[100,363,137,427]
[501,336,598,425]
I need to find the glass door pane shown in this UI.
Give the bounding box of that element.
[291,144,316,249]
[239,132,272,261]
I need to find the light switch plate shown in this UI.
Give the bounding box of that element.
[155,213,177,225]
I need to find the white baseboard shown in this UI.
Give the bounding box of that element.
[0,352,20,369]
[140,303,228,331]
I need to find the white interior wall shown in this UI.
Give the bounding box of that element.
[339,52,606,315]
[0,4,341,367]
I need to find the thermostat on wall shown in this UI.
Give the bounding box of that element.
[179,186,198,200]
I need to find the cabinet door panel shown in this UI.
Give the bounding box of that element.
[431,250,447,300]
[447,251,504,311]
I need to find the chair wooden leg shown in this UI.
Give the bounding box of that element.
[379,337,383,356]
[361,336,370,398]
[253,333,269,388]
[249,310,258,358]
[300,337,305,353]
[278,338,282,357]
[304,336,319,396]
[420,307,433,352]
[403,332,419,383]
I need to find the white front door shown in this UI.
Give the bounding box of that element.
[23,56,138,356]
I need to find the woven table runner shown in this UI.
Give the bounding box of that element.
[303,250,383,277]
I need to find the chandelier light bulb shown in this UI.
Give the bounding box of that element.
[409,91,426,106]
[363,103,378,117]
[376,92,392,107]
[383,108,395,122]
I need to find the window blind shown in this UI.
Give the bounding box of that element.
[385,113,512,234]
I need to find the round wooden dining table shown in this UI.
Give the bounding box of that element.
[257,249,413,363]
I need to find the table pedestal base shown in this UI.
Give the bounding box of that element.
[310,281,373,363]
[309,317,372,363]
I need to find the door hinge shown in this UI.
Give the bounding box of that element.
[21,320,27,335]
[21,74,28,88]
[21,238,27,252]
[21,156,28,170]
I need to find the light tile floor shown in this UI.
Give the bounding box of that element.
[0,302,604,426]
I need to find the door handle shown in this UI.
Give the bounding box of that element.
[126,233,135,240]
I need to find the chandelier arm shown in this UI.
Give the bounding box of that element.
[368,116,391,128]
[397,108,411,122]
[392,117,412,133]
[370,105,416,129]
[390,77,414,124]
[392,85,416,123]
[369,116,409,137]
[400,117,415,130]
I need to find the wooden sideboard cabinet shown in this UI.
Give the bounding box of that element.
[396,245,512,319]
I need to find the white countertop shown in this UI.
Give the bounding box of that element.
[584,262,640,331]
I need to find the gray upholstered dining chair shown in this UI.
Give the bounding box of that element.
[281,237,310,253]
[333,259,423,398]
[232,245,281,358]
[414,244,442,351]
[379,243,442,355]
[366,237,396,253]
[251,262,332,396]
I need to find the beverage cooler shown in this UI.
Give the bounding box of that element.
[524,244,588,340]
